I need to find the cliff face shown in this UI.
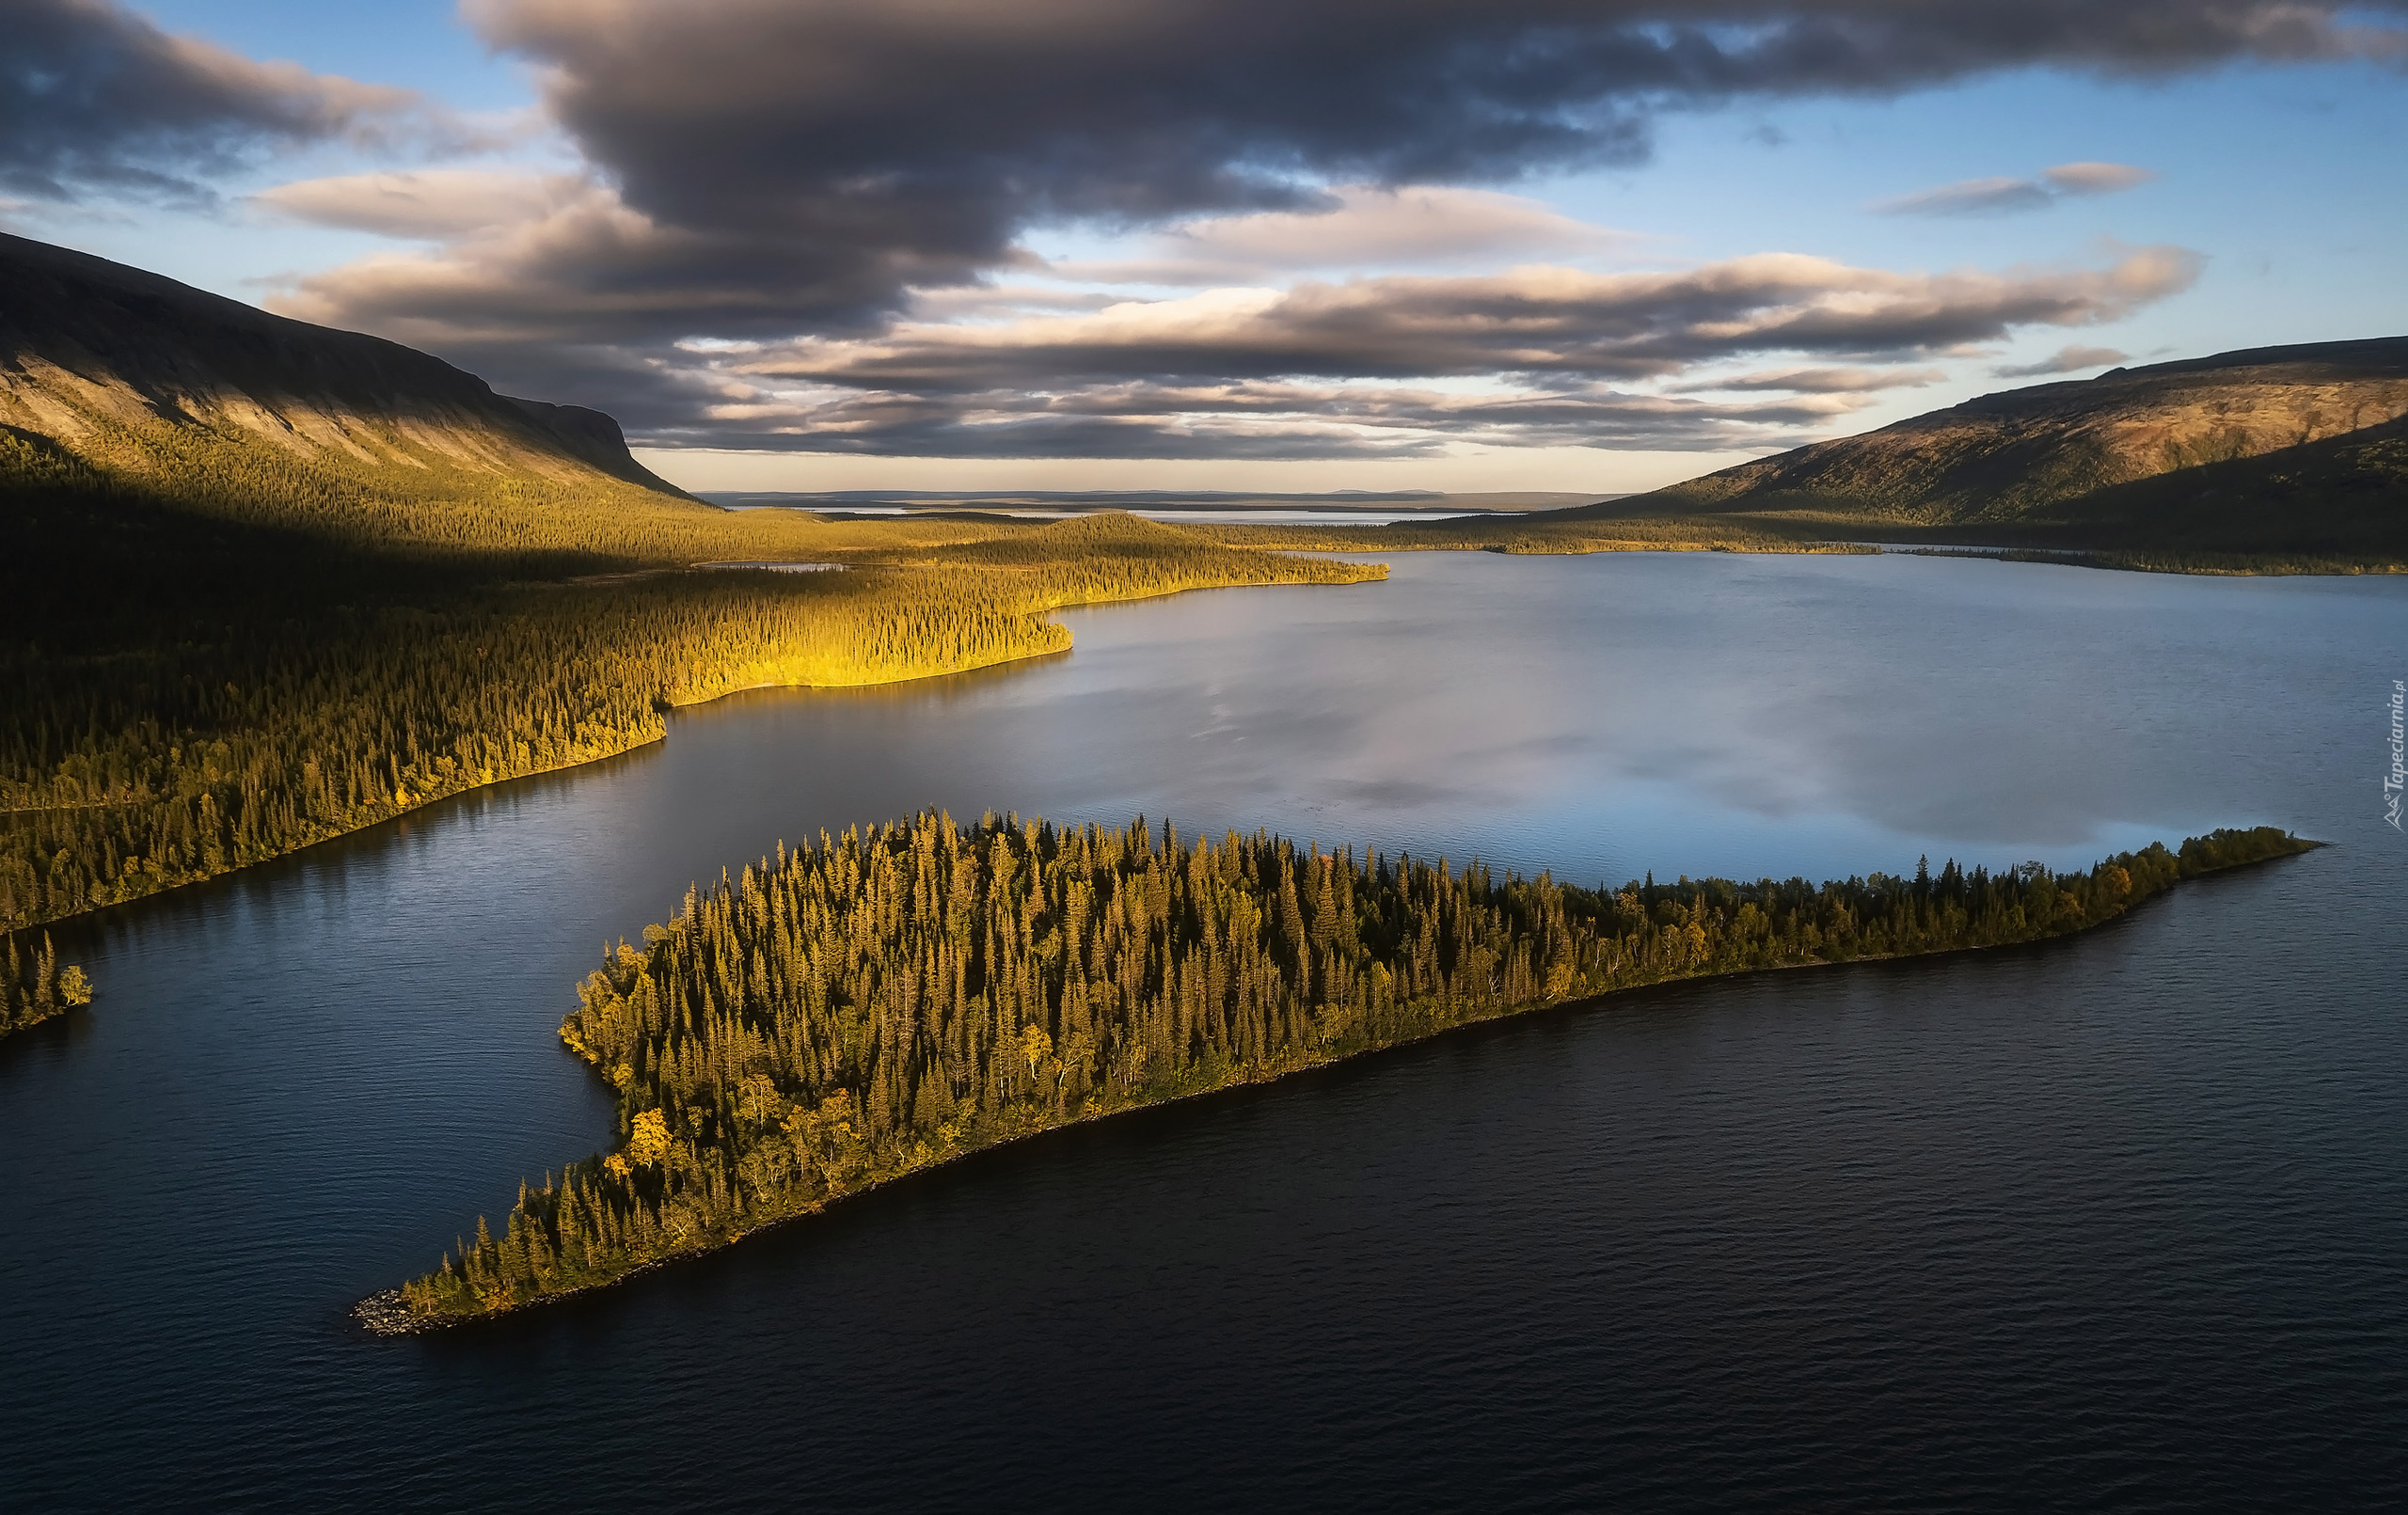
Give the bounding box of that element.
[0,231,686,497]
[1635,339,2408,526]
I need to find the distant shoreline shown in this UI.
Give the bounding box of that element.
[698,489,1617,515]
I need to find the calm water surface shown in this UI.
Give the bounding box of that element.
[4,552,2403,1510]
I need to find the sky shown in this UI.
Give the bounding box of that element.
[7,0,2406,495]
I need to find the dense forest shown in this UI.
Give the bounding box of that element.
[0,502,1374,938]
[377,815,2313,1327]
[0,419,1378,1039]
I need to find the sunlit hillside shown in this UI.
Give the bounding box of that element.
[0,237,1384,953]
[1185,339,2408,571]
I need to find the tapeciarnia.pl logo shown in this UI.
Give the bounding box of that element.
[2387,679,2404,832]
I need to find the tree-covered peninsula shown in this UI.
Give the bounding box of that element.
[369,816,2314,1330]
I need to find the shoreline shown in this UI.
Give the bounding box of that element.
[2,561,1378,948]
[1185,523,2407,577]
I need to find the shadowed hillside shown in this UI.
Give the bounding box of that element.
[1963,410,2408,566]
[0,231,758,572]
[0,230,686,497]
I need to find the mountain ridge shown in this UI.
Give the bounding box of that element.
[0,230,685,498]
[1612,336,2408,529]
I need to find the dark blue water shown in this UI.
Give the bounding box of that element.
[4,552,2403,1510]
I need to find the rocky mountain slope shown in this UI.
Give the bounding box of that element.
[0,230,685,500]
[1624,338,2408,528]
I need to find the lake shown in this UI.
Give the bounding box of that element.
[4,550,2402,1510]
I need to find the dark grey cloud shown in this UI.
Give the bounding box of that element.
[642,376,1866,460]
[509,245,2192,458]
[267,0,2394,456]
[0,0,425,201]
[732,248,2198,393]
[354,245,2184,459]
[303,0,2397,349]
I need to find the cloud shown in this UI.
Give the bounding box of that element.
[1990,343,2130,377]
[0,0,442,201]
[251,169,589,239]
[1062,185,1635,285]
[423,0,2392,338]
[644,375,1880,460]
[386,245,2192,458]
[734,247,2199,394]
[1875,159,2159,216]
[2041,161,2158,195]
[1676,366,1950,392]
[261,0,2386,458]
[1874,176,2058,217]
[269,181,918,354]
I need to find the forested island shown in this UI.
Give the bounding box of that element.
[364,815,2314,1331]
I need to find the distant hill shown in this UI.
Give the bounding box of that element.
[2,228,689,505]
[1522,339,2399,567]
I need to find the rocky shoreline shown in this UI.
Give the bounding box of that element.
[354,1290,430,1337]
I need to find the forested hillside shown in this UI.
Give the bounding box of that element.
[0,505,1373,937]
[376,814,2313,1326]
[0,237,1383,1026]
